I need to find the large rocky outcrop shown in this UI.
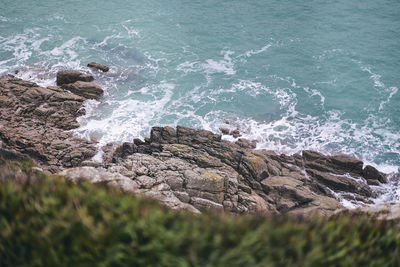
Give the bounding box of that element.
[0,73,391,217]
[0,74,97,172]
[60,125,388,216]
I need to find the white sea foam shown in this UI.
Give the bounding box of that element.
[177,49,236,76]
[379,86,398,111]
[238,43,272,58]
[121,20,140,37]
[201,107,399,176]
[73,82,175,147]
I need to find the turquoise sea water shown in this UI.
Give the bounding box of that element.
[1,1,399,198]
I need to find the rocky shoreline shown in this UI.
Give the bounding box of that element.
[0,69,398,218]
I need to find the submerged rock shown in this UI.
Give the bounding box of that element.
[87,62,110,72]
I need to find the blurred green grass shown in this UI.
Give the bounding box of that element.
[0,161,399,267]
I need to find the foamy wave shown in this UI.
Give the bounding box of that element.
[238,43,272,58]
[201,108,399,174]
[177,49,236,76]
[73,82,175,146]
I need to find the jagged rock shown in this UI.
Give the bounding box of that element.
[58,166,200,213]
[102,126,389,216]
[56,70,94,86]
[112,142,136,160]
[61,81,103,100]
[191,197,223,211]
[363,165,387,183]
[0,75,97,172]
[235,138,257,149]
[150,126,177,144]
[230,129,241,138]
[307,169,374,198]
[87,62,110,72]
[219,127,230,135]
[329,154,364,176]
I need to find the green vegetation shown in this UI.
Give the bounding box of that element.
[0,161,399,267]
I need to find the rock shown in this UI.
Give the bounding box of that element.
[235,138,257,149]
[0,147,31,164]
[150,126,177,144]
[112,142,136,160]
[87,62,110,72]
[261,176,315,212]
[191,197,223,211]
[61,81,103,100]
[230,129,241,138]
[329,154,364,176]
[0,75,97,172]
[366,179,380,186]
[352,203,400,221]
[56,70,94,86]
[176,126,221,146]
[219,127,230,135]
[133,138,145,145]
[363,165,387,183]
[307,169,374,198]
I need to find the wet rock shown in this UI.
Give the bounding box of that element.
[230,129,241,138]
[235,138,257,149]
[150,126,177,144]
[61,81,103,100]
[307,169,374,198]
[329,154,364,176]
[56,70,94,86]
[87,62,110,72]
[219,127,230,135]
[133,138,145,145]
[363,165,387,183]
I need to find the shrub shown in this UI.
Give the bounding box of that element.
[0,161,399,266]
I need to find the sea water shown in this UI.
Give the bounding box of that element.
[1,0,399,201]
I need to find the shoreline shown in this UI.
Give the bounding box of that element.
[0,69,398,217]
[6,66,400,175]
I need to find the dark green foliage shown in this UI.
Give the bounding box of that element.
[0,161,399,267]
